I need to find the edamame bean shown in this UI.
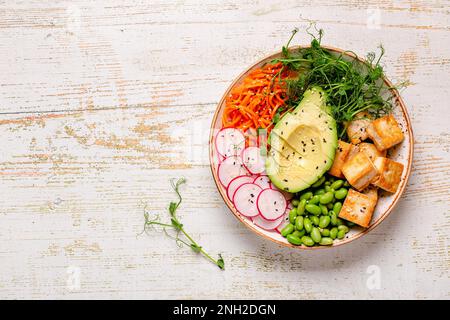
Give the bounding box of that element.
[325,185,332,192]
[301,236,315,247]
[330,227,338,239]
[297,199,307,215]
[311,215,319,226]
[281,223,295,237]
[336,218,343,226]
[315,189,325,195]
[319,237,334,246]
[334,188,348,200]
[337,229,346,239]
[324,181,331,186]
[319,191,334,204]
[338,225,349,233]
[319,204,328,215]
[311,176,326,188]
[311,227,322,243]
[330,212,338,226]
[309,195,320,205]
[289,208,298,223]
[330,180,344,190]
[327,203,334,209]
[293,229,305,238]
[333,202,342,214]
[321,228,330,237]
[291,199,300,207]
[295,216,304,231]
[319,216,331,228]
[305,204,321,215]
[287,234,302,245]
[303,218,313,233]
[300,192,313,201]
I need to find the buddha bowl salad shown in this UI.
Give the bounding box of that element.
[214,28,406,247]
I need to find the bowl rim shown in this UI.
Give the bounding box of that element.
[209,45,414,250]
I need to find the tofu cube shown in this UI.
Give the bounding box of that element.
[339,189,377,228]
[362,185,378,202]
[346,143,360,162]
[328,140,352,178]
[341,152,379,191]
[371,157,404,193]
[366,114,404,151]
[359,142,387,161]
[346,112,372,144]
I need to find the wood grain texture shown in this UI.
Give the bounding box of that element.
[0,0,448,299]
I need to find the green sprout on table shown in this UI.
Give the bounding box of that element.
[140,178,225,270]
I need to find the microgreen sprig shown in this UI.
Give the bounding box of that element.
[141,178,225,270]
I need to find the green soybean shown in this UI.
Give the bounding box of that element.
[303,218,313,233]
[330,180,344,190]
[310,215,319,226]
[324,181,331,186]
[319,237,334,246]
[305,204,321,215]
[281,224,295,237]
[301,236,315,247]
[319,191,334,204]
[337,229,346,239]
[291,199,300,207]
[335,188,348,200]
[311,227,322,243]
[327,203,334,209]
[300,192,313,201]
[319,204,328,215]
[324,185,332,192]
[333,202,343,214]
[330,227,338,239]
[309,195,320,205]
[319,216,331,228]
[293,229,305,238]
[295,216,304,231]
[338,225,349,233]
[289,208,298,223]
[336,218,343,226]
[311,176,326,188]
[321,228,330,237]
[297,199,307,215]
[287,234,302,245]
[330,212,338,226]
[315,189,325,195]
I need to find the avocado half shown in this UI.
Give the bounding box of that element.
[266,87,337,193]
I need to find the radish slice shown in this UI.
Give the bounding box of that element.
[257,189,287,221]
[227,175,255,200]
[254,175,271,189]
[253,214,284,231]
[215,128,245,158]
[217,156,249,187]
[241,146,266,175]
[233,183,262,217]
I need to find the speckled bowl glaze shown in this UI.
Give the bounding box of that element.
[209,46,413,249]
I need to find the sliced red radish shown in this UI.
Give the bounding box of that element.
[226,175,255,200]
[241,146,266,175]
[233,183,262,218]
[215,128,245,158]
[253,214,284,231]
[257,188,287,221]
[217,156,249,187]
[253,175,271,189]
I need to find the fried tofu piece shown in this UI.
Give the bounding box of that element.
[346,112,372,144]
[371,157,404,193]
[362,185,378,202]
[328,140,352,178]
[341,152,379,191]
[346,143,360,162]
[366,114,404,151]
[359,142,387,161]
[339,189,377,228]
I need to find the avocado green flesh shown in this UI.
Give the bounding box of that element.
[266,87,337,193]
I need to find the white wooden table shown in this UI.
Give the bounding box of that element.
[0,0,448,299]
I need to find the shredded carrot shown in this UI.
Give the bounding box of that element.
[222,63,288,134]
